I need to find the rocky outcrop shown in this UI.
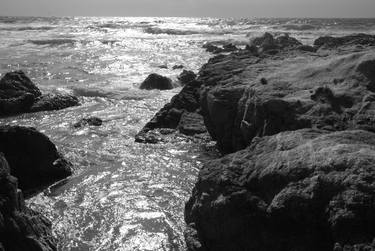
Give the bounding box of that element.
[0,125,72,193]
[139,73,173,90]
[183,33,375,251]
[178,70,197,85]
[198,33,375,153]
[0,71,80,117]
[0,153,57,251]
[135,80,206,143]
[185,129,375,251]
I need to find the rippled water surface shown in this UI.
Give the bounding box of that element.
[0,16,375,250]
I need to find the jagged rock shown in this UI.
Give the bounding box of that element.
[198,34,375,153]
[135,80,203,141]
[0,71,80,116]
[30,93,79,113]
[0,125,72,192]
[139,73,173,90]
[73,117,103,128]
[178,70,197,85]
[185,129,375,251]
[0,153,57,251]
[0,71,41,97]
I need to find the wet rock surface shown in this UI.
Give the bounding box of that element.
[0,153,57,251]
[185,129,375,251]
[181,33,375,251]
[198,33,375,153]
[0,125,72,193]
[0,71,80,117]
[139,73,173,90]
[135,80,205,143]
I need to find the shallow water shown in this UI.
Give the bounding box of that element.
[0,16,375,250]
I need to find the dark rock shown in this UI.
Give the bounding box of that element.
[0,125,72,192]
[178,112,207,135]
[203,43,222,54]
[314,33,375,49]
[260,78,268,85]
[0,71,80,116]
[73,117,103,128]
[0,153,57,251]
[178,70,197,85]
[135,80,205,141]
[158,65,168,69]
[185,129,375,251]
[250,33,302,52]
[30,93,80,113]
[139,73,173,90]
[172,65,184,70]
[0,71,41,97]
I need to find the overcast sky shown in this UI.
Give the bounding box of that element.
[1,0,375,18]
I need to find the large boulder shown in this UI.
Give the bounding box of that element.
[30,93,79,113]
[139,73,173,90]
[185,129,375,251]
[199,34,375,153]
[0,71,80,116]
[0,125,72,192]
[0,153,57,251]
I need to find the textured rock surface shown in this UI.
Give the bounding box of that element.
[185,129,375,251]
[135,80,205,143]
[0,71,80,117]
[183,33,375,251]
[0,125,72,192]
[198,33,375,153]
[30,93,79,113]
[139,73,173,90]
[0,153,57,251]
[178,70,197,85]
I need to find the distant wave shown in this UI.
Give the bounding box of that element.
[28,39,77,46]
[143,27,229,36]
[0,26,55,31]
[280,24,320,31]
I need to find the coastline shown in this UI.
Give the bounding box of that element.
[138,32,375,250]
[1,29,375,250]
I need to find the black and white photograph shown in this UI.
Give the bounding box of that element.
[0,0,375,250]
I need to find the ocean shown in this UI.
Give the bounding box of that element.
[0,16,375,250]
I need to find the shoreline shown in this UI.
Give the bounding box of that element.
[1,31,375,250]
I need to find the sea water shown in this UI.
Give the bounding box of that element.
[0,17,374,250]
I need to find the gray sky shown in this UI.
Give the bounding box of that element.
[1,0,374,18]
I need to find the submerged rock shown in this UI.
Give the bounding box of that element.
[0,153,57,251]
[185,129,375,251]
[0,70,80,117]
[73,117,103,128]
[139,73,173,90]
[0,125,72,192]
